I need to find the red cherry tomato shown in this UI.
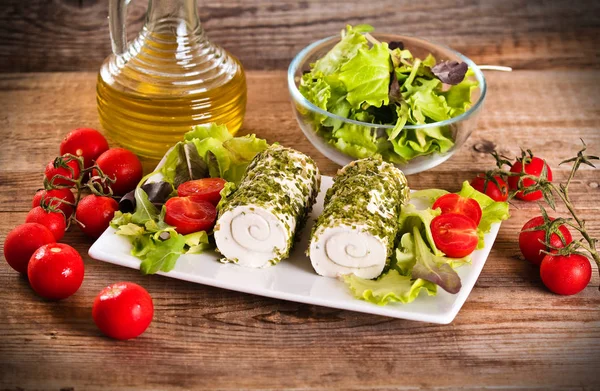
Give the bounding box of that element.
[430,213,479,258]
[25,206,67,241]
[470,174,509,202]
[75,194,119,239]
[60,128,109,169]
[432,193,482,225]
[93,148,143,196]
[3,223,55,274]
[508,156,553,201]
[540,253,591,295]
[27,243,84,300]
[44,156,81,187]
[177,178,227,205]
[32,188,75,219]
[519,216,573,266]
[164,197,217,234]
[92,282,153,340]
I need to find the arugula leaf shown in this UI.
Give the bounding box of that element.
[338,43,392,108]
[411,227,462,294]
[344,269,437,305]
[131,188,160,225]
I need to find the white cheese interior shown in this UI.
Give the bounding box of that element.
[309,224,387,279]
[214,205,290,268]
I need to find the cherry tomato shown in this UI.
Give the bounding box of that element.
[508,156,553,201]
[60,128,109,169]
[93,148,143,196]
[540,254,591,295]
[27,243,84,300]
[470,174,509,202]
[177,178,227,205]
[44,156,81,187]
[431,213,479,258]
[32,188,75,219]
[92,282,153,340]
[3,223,55,274]
[519,216,573,266]
[75,194,119,239]
[432,193,482,225]
[25,206,67,241]
[164,196,217,234]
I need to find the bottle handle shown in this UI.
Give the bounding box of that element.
[109,0,131,56]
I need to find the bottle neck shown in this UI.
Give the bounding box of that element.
[146,0,201,33]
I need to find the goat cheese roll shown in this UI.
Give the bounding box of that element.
[214,144,320,267]
[309,157,409,279]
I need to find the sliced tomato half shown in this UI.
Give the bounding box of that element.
[177,178,227,206]
[432,193,482,225]
[164,197,217,234]
[430,213,479,258]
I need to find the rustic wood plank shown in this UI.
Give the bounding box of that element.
[0,0,598,72]
[1,70,600,390]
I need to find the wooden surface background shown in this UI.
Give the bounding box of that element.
[1,0,599,72]
[1,0,600,390]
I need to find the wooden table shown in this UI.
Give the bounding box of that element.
[1,70,599,390]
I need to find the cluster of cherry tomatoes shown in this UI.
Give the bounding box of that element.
[3,128,154,340]
[470,154,592,295]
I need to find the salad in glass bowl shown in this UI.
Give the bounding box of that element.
[288,25,486,174]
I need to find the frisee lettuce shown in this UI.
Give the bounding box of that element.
[299,24,478,163]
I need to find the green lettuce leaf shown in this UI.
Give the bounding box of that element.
[184,123,231,143]
[138,232,187,275]
[398,203,443,256]
[410,188,450,204]
[338,43,392,108]
[344,269,437,305]
[312,25,371,76]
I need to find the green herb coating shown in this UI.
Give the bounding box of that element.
[310,157,409,260]
[217,144,321,264]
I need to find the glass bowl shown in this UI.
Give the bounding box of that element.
[287,33,487,175]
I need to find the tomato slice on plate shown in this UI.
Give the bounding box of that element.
[164,197,217,234]
[430,213,479,258]
[432,193,482,225]
[177,178,227,206]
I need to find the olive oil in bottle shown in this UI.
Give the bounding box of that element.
[97,0,247,164]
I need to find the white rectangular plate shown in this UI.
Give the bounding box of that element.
[89,175,500,324]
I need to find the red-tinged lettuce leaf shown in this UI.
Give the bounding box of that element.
[431,61,468,85]
[119,181,174,213]
[411,227,462,294]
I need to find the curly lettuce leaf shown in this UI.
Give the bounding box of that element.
[184,123,231,142]
[312,25,371,76]
[338,43,392,108]
[344,269,437,306]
